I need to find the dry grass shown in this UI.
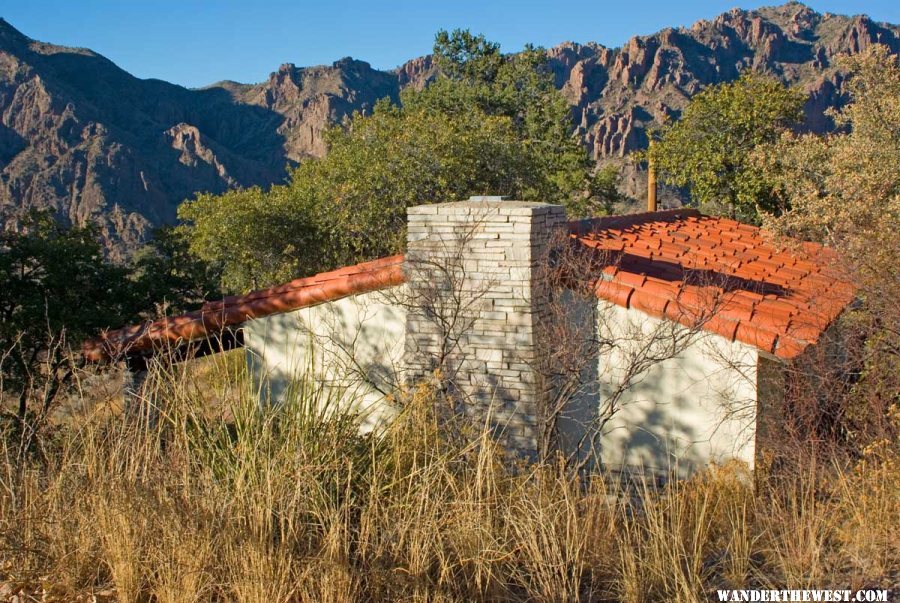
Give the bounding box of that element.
[0,356,897,603]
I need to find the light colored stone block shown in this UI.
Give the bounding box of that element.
[404,199,567,459]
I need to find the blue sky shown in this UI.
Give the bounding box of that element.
[1,1,898,89]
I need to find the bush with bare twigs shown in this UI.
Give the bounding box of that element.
[1,350,896,602]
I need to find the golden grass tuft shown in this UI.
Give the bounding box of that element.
[1,354,897,602]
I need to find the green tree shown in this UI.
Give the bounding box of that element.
[647,72,806,221]
[0,214,219,451]
[176,182,315,292]
[0,214,140,436]
[569,164,624,218]
[179,30,615,293]
[179,101,530,291]
[423,30,599,209]
[757,46,900,254]
[129,226,222,314]
[432,29,503,82]
[754,46,900,451]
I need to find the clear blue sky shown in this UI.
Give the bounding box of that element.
[1,1,897,89]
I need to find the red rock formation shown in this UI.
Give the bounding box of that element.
[1,3,898,253]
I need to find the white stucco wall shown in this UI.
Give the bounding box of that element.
[558,300,759,479]
[241,285,761,476]
[242,287,407,432]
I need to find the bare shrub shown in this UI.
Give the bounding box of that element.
[1,341,897,601]
[533,227,730,470]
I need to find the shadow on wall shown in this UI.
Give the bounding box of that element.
[555,287,759,479]
[602,398,707,476]
[244,290,407,433]
[434,354,545,460]
[598,328,758,479]
[240,265,760,475]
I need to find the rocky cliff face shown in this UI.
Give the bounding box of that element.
[547,3,899,164]
[227,58,403,160]
[1,3,897,255]
[0,21,402,256]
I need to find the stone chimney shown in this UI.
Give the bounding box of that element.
[404,199,567,458]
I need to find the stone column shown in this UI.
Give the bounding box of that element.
[404,199,567,458]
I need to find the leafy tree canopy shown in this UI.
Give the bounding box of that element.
[0,213,219,428]
[179,30,618,293]
[0,214,136,421]
[432,29,502,82]
[755,45,900,315]
[129,225,223,315]
[757,46,900,249]
[647,72,806,221]
[754,45,900,453]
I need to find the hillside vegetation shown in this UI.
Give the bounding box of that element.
[0,19,898,603]
[1,3,899,254]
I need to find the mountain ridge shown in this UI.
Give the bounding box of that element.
[1,3,898,255]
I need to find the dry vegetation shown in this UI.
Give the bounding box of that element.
[1,41,898,603]
[0,351,897,603]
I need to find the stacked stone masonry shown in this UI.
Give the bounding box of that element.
[404,200,567,458]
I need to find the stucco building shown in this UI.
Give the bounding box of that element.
[84,199,855,478]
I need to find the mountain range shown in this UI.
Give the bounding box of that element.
[1,2,898,256]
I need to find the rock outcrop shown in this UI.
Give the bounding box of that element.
[0,22,402,255]
[1,3,898,255]
[548,3,899,164]
[230,58,402,160]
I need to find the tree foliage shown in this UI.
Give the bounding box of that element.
[129,225,223,314]
[757,46,900,257]
[0,213,219,436]
[432,29,502,82]
[754,45,900,453]
[755,45,900,328]
[0,214,135,423]
[177,184,316,292]
[648,72,806,221]
[179,30,613,293]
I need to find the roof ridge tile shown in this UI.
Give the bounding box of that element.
[575,211,854,359]
[83,254,407,362]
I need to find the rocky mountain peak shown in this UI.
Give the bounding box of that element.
[0,3,897,255]
[0,19,35,53]
[394,55,436,90]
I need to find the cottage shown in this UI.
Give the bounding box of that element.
[84,199,854,478]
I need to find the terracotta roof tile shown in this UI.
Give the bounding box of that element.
[631,289,671,316]
[84,209,855,364]
[595,279,635,308]
[735,323,778,354]
[83,254,406,362]
[572,209,855,360]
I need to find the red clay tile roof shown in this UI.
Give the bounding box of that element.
[82,255,406,362]
[571,208,856,359]
[83,209,854,363]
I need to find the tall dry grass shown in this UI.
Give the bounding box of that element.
[0,352,897,602]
